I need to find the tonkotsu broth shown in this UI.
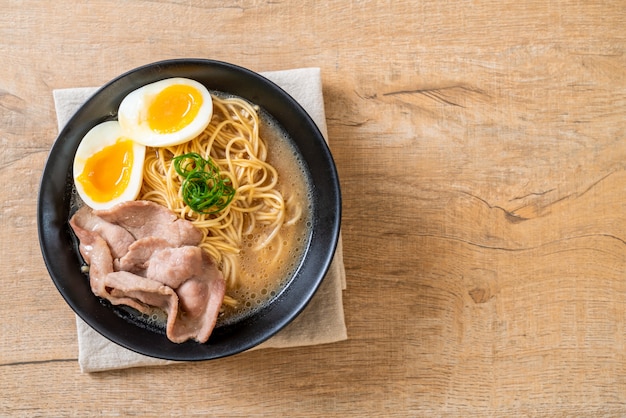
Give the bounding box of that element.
[217,105,312,325]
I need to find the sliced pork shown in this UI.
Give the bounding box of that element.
[115,237,172,275]
[70,205,135,259]
[69,200,225,344]
[94,200,203,247]
[104,271,180,319]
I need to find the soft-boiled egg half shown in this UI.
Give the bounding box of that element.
[118,77,213,147]
[73,120,146,210]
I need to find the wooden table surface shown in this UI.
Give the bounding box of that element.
[2,1,626,416]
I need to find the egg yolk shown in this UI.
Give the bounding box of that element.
[77,139,134,203]
[147,84,203,134]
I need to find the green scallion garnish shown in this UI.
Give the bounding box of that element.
[172,152,235,214]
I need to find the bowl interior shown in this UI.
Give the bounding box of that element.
[38,59,341,361]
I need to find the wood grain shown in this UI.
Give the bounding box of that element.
[2,0,626,415]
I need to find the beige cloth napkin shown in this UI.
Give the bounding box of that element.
[53,67,347,373]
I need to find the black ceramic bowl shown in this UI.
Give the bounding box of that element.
[37,59,341,361]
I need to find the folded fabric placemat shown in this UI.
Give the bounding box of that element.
[52,67,347,373]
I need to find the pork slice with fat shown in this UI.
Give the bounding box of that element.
[69,212,115,298]
[104,271,179,325]
[70,205,135,259]
[146,246,205,288]
[167,251,225,344]
[146,247,225,343]
[94,200,203,247]
[114,237,172,275]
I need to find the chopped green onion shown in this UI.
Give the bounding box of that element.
[172,153,235,214]
[173,152,208,178]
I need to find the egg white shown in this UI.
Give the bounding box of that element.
[73,120,146,210]
[117,77,213,147]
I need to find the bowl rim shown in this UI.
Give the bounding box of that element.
[37,58,341,360]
